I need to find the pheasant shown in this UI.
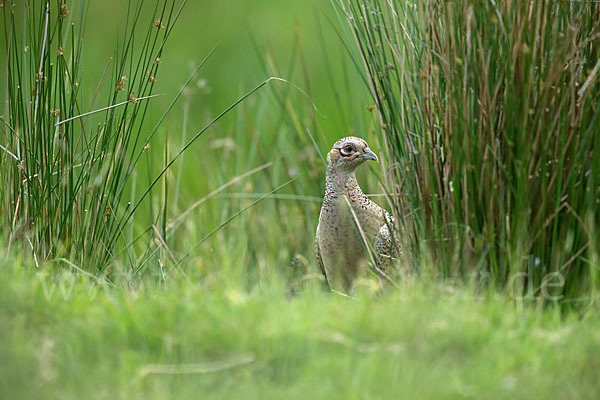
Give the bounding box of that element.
[315,136,394,293]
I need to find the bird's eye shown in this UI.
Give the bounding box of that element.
[339,143,356,157]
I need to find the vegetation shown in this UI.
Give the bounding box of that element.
[1,0,599,398]
[1,265,599,399]
[0,0,338,282]
[341,0,600,305]
[1,0,190,269]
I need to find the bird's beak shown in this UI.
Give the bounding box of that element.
[361,148,379,162]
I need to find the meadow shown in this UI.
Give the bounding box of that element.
[1,0,599,398]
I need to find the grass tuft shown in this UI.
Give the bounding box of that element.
[341,0,600,306]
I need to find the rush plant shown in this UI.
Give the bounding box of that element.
[340,0,600,305]
[0,1,181,270]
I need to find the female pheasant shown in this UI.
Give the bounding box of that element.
[315,137,394,293]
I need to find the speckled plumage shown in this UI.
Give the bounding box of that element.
[316,137,394,292]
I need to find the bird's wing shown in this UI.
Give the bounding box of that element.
[374,223,394,271]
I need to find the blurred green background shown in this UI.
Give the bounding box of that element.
[79,0,368,134]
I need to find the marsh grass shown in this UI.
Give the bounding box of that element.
[340,0,600,305]
[0,0,189,270]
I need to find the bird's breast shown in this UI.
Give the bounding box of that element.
[318,198,383,244]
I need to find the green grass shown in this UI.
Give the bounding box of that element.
[1,263,599,399]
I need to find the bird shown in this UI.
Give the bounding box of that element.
[315,136,394,293]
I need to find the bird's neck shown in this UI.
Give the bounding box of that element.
[325,164,361,200]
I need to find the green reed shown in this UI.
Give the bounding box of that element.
[340,0,600,305]
[0,0,182,271]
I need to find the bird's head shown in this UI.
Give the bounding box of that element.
[327,136,378,173]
